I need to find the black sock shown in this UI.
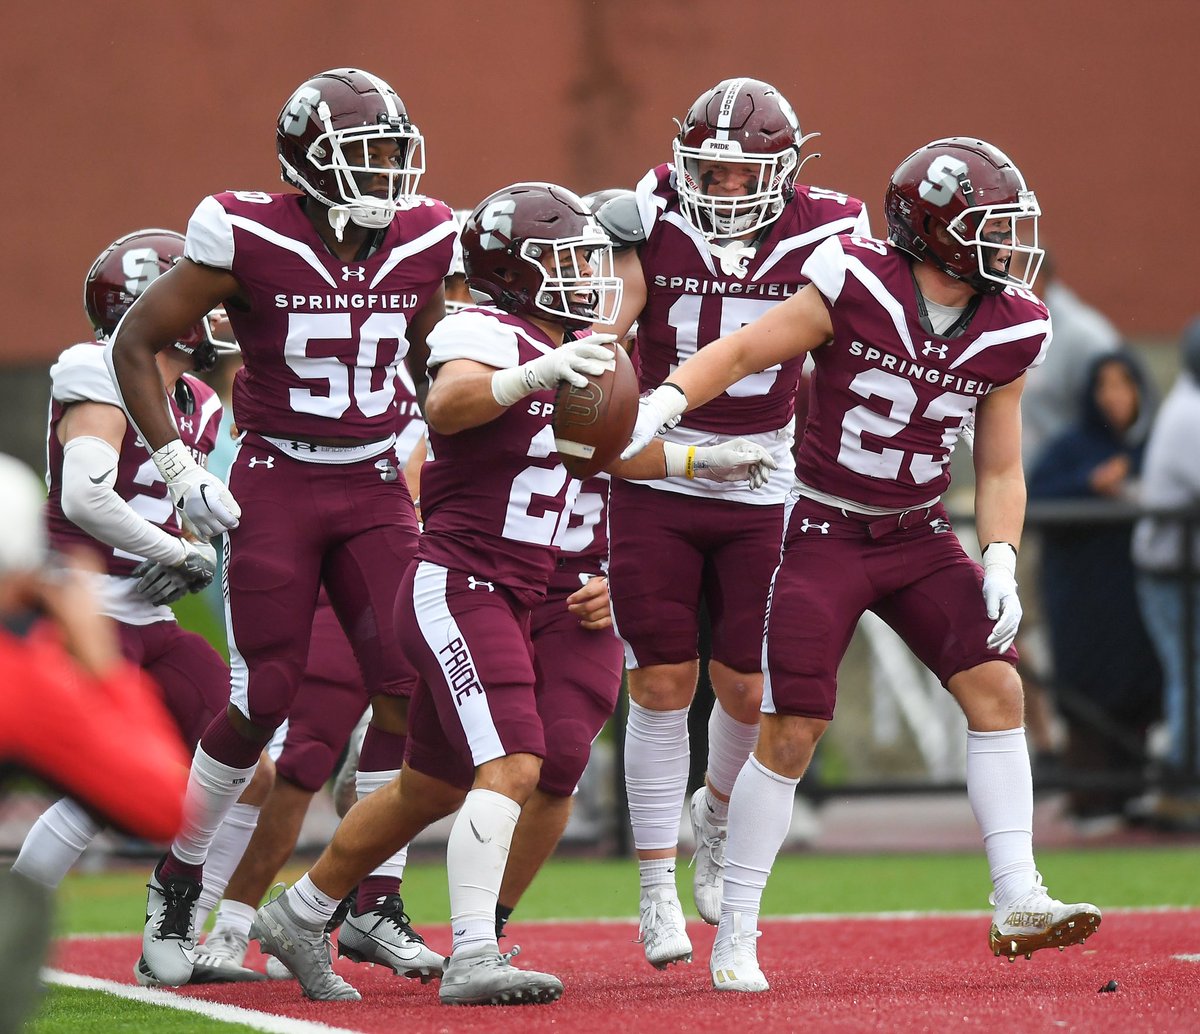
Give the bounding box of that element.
[495,903,514,940]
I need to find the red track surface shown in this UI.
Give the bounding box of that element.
[52,911,1200,1033]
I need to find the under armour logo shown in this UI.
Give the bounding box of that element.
[342,266,366,281]
[930,517,952,534]
[178,417,195,433]
[467,576,494,592]
[247,455,275,469]
[375,458,398,482]
[922,341,949,359]
[799,518,830,534]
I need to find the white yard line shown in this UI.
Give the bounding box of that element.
[41,969,364,1034]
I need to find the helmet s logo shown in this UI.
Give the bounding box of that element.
[281,86,321,137]
[121,247,164,294]
[919,155,970,207]
[478,198,516,251]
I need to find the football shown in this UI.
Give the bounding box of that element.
[553,342,640,479]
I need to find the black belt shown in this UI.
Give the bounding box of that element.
[839,505,935,540]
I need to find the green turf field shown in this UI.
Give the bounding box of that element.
[27,845,1199,1033]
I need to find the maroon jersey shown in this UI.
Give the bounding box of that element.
[45,342,221,575]
[417,307,583,605]
[634,164,869,435]
[184,191,455,441]
[797,235,1051,510]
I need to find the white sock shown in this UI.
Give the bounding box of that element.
[966,728,1036,907]
[625,700,690,852]
[171,746,259,868]
[210,898,257,939]
[12,798,102,889]
[706,699,760,814]
[195,802,260,931]
[447,788,520,954]
[356,768,408,881]
[638,858,678,898]
[288,873,341,928]
[718,755,798,939]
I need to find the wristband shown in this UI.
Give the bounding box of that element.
[150,439,193,482]
[684,446,696,480]
[982,541,1018,575]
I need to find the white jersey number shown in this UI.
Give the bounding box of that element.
[503,425,581,546]
[838,369,974,484]
[283,311,410,419]
[667,294,780,398]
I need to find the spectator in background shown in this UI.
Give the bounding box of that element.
[1020,251,1122,472]
[1015,253,1122,772]
[1029,351,1161,831]
[0,452,190,1032]
[1132,317,1200,829]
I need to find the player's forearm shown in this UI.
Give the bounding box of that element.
[423,370,507,435]
[974,469,1026,552]
[105,334,178,451]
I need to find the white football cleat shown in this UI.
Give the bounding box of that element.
[710,913,768,993]
[140,859,200,986]
[637,884,693,969]
[337,894,445,982]
[689,786,726,926]
[989,874,1102,960]
[439,943,562,1006]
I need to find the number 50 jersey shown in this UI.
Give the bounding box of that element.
[797,234,1052,511]
[184,190,456,442]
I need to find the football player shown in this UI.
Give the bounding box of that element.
[107,68,456,988]
[200,357,442,983]
[623,137,1102,991]
[11,230,273,985]
[253,182,774,1004]
[592,77,870,966]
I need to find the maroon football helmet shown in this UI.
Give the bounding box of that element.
[276,68,425,238]
[461,182,623,329]
[83,230,234,371]
[884,137,1043,295]
[672,77,818,240]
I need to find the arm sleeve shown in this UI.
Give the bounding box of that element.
[60,437,186,566]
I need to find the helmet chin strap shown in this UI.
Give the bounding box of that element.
[327,203,396,242]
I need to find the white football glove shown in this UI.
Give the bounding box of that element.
[663,438,778,490]
[131,540,218,606]
[620,384,689,460]
[490,332,617,407]
[151,440,241,540]
[981,542,1021,652]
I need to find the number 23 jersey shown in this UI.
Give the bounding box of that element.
[796,234,1051,511]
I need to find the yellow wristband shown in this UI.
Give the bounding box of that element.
[684,446,696,480]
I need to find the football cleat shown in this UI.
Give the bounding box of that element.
[637,885,693,969]
[141,859,200,986]
[251,895,360,1001]
[337,894,445,982]
[265,955,294,980]
[439,943,563,1006]
[710,914,768,993]
[689,786,726,926]
[191,928,266,983]
[988,875,1102,960]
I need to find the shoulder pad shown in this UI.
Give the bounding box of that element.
[590,190,645,250]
